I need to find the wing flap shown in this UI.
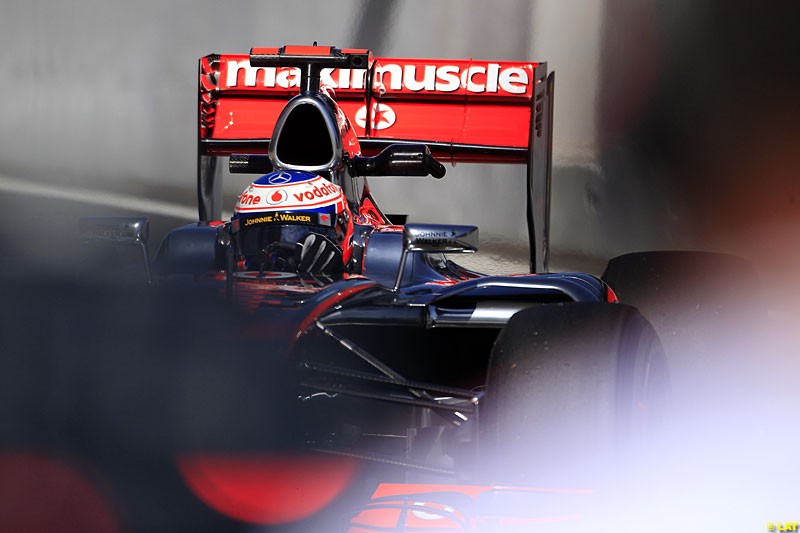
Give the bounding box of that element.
[200,54,543,163]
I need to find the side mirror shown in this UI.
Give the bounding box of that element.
[79,217,149,244]
[229,154,273,174]
[349,144,446,179]
[393,223,478,291]
[79,217,151,284]
[404,224,479,253]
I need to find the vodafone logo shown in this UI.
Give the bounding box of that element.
[235,175,343,213]
[355,103,396,130]
[289,181,340,204]
[266,189,287,205]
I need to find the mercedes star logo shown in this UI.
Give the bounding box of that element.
[267,172,292,185]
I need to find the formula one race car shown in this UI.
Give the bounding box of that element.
[83,46,676,530]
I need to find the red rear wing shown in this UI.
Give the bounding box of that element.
[200,54,546,163]
[197,49,554,272]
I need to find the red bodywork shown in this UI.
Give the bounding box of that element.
[200,54,544,163]
[349,483,592,532]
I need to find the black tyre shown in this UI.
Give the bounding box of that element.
[480,302,668,485]
[602,251,761,408]
[602,251,756,335]
[602,251,754,303]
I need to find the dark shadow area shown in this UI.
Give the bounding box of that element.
[0,273,320,531]
[596,1,800,258]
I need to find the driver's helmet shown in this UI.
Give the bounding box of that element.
[231,170,353,275]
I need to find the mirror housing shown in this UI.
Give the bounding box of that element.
[403,224,479,254]
[393,223,478,291]
[79,217,149,244]
[349,144,446,179]
[229,154,273,174]
[79,217,151,284]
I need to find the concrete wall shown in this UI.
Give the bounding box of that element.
[0,0,604,272]
[1,0,798,274]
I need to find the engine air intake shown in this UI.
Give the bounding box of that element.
[275,103,334,167]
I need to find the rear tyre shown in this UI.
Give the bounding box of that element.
[480,303,668,485]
